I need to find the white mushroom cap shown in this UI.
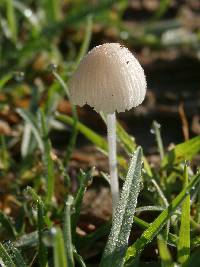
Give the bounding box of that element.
[69,43,147,114]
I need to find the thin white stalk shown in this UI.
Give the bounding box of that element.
[107,113,119,214]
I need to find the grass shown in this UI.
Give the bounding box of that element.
[0,0,200,266]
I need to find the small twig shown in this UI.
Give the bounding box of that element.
[178,101,189,141]
[28,252,38,267]
[151,178,169,208]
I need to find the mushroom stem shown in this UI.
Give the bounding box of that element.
[107,112,119,214]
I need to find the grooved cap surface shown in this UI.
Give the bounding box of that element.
[69,43,147,114]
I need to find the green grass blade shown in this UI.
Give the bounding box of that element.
[100,147,142,267]
[51,70,70,98]
[52,72,78,167]
[44,82,62,116]
[13,0,40,33]
[0,72,13,91]
[151,179,169,207]
[0,243,15,267]
[55,113,127,168]
[13,215,177,251]
[125,171,200,264]
[0,211,17,239]
[152,121,165,160]
[135,206,164,212]
[116,121,136,154]
[42,0,61,22]
[162,135,200,167]
[75,15,93,65]
[56,112,107,150]
[54,228,67,267]
[14,231,39,248]
[71,169,92,237]
[153,0,171,19]
[117,121,152,177]
[14,206,25,235]
[157,237,174,267]
[78,215,177,251]
[16,108,44,153]
[197,182,200,223]
[4,242,27,267]
[177,164,190,266]
[73,247,87,267]
[38,110,55,205]
[63,195,74,267]
[25,186,41,203]
[37,199,47,267]
[6,0,17,43]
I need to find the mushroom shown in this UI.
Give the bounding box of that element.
[69,43,147,213]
